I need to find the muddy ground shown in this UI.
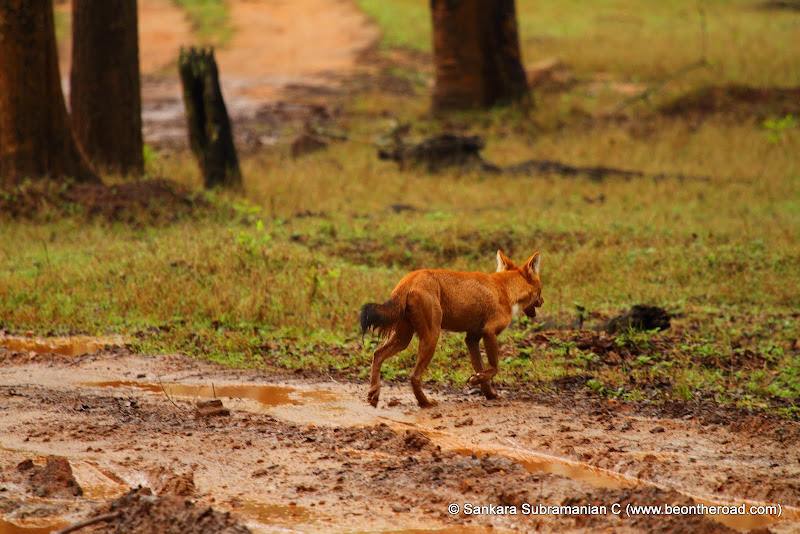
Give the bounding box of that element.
[1,337,799,533]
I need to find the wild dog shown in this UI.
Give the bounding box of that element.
[360,250,543,408]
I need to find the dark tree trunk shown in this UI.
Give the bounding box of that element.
[0,0,98,188]
[178,47,242,189]
[71,0,144,175]
[430,0,530,111]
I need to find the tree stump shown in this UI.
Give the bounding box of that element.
[178,47,242,189]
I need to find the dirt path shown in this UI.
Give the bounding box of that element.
[57,0,378,148]
[1,338,799,533]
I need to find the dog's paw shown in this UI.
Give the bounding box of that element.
[367,390,380,407]
[419,398,438,409]
[481,385,501,400]
[468,373,490,386]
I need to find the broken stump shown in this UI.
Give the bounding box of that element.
[179,47,242,189]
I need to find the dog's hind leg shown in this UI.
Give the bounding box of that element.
[465,332,499,400]
[407,291,442,408]
[367,320,412,407]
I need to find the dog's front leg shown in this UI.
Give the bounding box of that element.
[465,332,499,399]
[468,333,499,386]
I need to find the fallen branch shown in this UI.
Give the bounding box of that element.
[54,512,121,534]
[503,158,711,182]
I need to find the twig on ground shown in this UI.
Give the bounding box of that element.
[158,375,183,411]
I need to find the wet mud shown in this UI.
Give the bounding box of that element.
[1,338,799,533]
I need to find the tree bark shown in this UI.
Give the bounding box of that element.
[430,0,530,111]
[0,0,98,188]
[71,0,144,175]
[178,47,242,189]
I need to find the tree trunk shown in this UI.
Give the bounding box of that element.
[430,0,530,111]
[71,0,144,175]
[178,47,242,189]
[0,0,98,188]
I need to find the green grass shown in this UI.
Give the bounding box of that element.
[53,4,70,46]
[358,0,800,86]
[2,0,799,417]
[173,0,232,45]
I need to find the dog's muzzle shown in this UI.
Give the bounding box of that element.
[524,295,543,318]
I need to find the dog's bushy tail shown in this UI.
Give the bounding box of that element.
[359,298,405,339]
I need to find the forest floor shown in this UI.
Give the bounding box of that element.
[1,339,799,533]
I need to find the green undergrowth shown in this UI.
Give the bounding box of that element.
[357,0,800,86]
[173,0,232,45]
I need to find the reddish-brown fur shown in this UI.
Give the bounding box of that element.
[360,250,543,407]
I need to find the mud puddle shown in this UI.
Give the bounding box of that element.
[0,334,126,357]
[236,500,313,524]
[86,380,340,407]
[87,380,635,489]
[0,520,66,534]
[83,379,794,532]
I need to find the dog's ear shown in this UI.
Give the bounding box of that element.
[496,250,516,272]
[524,252,541,278]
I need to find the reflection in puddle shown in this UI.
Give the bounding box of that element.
[0,519,65,534]
[86,381,339,407]
[0,335,126,357]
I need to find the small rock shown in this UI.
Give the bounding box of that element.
[195,399,230,419]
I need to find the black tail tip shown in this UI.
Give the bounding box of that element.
[359,302,379,335]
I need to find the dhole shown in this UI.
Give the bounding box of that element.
[360,250,543,408]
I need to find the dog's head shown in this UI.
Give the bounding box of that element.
[496,250,544,318]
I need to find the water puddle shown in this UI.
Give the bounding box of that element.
[359,528,496,534]
[237,500,313,524]
[692,498,784,532]
[0,519,65,534]
[69,461,128,502]
[385,420,637,490]
[0,335,126,357]
[86,381,339,407]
